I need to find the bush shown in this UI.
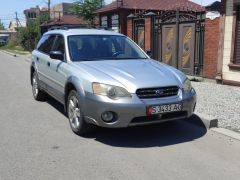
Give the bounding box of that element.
[4,40,18,49]
[18,15,49,51]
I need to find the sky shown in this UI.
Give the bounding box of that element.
[0,0,220,27]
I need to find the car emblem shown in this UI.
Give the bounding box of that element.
[155,89,164,95]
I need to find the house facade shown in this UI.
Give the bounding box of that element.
[24,6,48,24]
[50,3,73,20]
[96,0,203,35]
[40,3,98,34]
[218,0,240,86]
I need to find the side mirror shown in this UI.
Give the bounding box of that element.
[50,51,64,61]
[145,50,152,57]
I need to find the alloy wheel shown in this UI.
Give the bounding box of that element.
[68,95,81,129]
[32,74,39,97]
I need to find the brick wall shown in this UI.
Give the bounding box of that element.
[203,17,220,79]
[144,17,151,51]
[127,19,132,39]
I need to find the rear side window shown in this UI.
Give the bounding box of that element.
[37,35,56,54]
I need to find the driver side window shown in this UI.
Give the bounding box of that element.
[52,35,65,54]
[37,35,56,54]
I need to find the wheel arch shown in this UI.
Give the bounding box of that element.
[64,76,85,112]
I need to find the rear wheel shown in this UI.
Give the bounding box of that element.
[67,90,94,136]
[32,72,46,101]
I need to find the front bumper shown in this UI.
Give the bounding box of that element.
[82,89,196,128]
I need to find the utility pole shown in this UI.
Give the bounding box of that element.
[48,0,51,20]
[15,12,19,29]
[0,18,3,30]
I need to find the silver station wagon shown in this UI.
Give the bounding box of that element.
[31,28,196,136]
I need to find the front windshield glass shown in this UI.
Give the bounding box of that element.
[68,35,148,61]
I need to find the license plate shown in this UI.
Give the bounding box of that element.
[148,104,182,115]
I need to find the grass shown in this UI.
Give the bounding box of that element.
[0,41,30,55]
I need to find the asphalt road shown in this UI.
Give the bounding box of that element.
[0,51,240,180]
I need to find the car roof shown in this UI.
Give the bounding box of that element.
[44,28,124,37]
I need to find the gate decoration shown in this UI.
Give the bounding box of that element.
[153,10,205,76]
[133,18,145,50]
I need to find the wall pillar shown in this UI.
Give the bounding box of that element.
[127,18,133,39]
[203,17,221,79]
[144,17,151,51]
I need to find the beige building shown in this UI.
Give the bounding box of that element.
[219,0,240,86]
[24,6,48,25]
[50,3,73,20]
[8,21,26,31]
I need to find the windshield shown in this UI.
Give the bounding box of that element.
[68,35,148,61]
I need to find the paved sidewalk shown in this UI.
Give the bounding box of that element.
[192,81,240,132]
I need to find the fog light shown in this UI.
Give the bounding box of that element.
[101,111,115,122]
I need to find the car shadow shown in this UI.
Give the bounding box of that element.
[87,116,207,148]
[45,96,207,148]
[45,95,67,117]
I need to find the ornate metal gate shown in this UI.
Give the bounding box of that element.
[133,18,145,50]
[153,10,205,76]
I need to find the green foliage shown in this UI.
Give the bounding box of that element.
[3,40,18,49]
[71,0,103,25]
[0,40,29,55]
[18,14,49,51]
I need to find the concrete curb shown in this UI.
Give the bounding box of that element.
[185,113,218,129]
[0,50,17,57]
[187,75,204,82]
[211,128,240,141]
[196,113,218,129]
[187,114,240,142]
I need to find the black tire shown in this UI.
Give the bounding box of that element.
[32,71,46,101]
[67,90,94,136]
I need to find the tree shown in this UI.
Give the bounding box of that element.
[71,0,103,26]
[18,14,49,50]
[0,22,5,30]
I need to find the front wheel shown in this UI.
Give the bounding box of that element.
[32,72,46,101]
[67,90,94,136]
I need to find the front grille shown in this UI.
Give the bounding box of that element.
[136,86,179,99]
[131,111,187,124]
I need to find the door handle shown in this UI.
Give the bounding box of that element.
[36,57,39,61]
[47,62,50,67]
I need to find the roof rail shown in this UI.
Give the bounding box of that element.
[48,25,95,31]
[48,25,115,32]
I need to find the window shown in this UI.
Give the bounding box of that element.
[101,16,108,27]
[37,35,56,54]
[234,6,240,64]
[111,14,119,32]
[52,35,65,54]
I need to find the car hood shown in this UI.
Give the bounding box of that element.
[74,59,185,93]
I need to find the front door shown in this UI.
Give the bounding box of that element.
[161,23,196,75]
[133,19,145,50]
[178,23,195,75]
[45,35,67,103]
[161,24,177,68]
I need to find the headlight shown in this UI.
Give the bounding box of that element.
[92,83,132,99]
[183,78,192,91]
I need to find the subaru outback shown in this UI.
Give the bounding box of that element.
[30,28,196,136]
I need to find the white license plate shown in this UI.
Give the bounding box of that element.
[148,104,182,115]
